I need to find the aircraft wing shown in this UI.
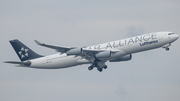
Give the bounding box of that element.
[83,49,103,56]
[35,40,120,56]
[83,49,119,55]
[35,40,72,53]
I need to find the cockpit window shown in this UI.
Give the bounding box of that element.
[168,33,174,35]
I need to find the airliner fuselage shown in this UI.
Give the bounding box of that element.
[5,31,179,72]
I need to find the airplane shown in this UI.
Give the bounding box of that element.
[4,31,179,72]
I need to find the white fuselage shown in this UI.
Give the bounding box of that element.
[23,31,179,69]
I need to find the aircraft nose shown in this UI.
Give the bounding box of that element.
[176,34,179,39]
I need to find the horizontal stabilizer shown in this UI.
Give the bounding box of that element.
[4,61,31,66]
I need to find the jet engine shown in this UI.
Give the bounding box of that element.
[95,50,111,59]
[109,54,132,62]
[66,48,83,55]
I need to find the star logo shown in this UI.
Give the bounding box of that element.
[18,47,29,59]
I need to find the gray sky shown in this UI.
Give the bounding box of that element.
[0,0,180,101]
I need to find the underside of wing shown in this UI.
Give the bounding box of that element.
[83,49,103,55]
[34,40,121,60]
[34,40,72,53]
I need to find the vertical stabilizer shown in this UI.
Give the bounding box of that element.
[10,39,43,61]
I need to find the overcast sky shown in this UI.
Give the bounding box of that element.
[0,0,180,101]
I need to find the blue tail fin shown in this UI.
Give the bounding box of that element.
[10,39,43,61]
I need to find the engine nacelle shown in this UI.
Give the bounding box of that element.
[95,50,111,59]
[66,48,83,55]
[109,54,132,62]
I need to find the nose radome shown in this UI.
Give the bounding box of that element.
[176,34,179,39]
